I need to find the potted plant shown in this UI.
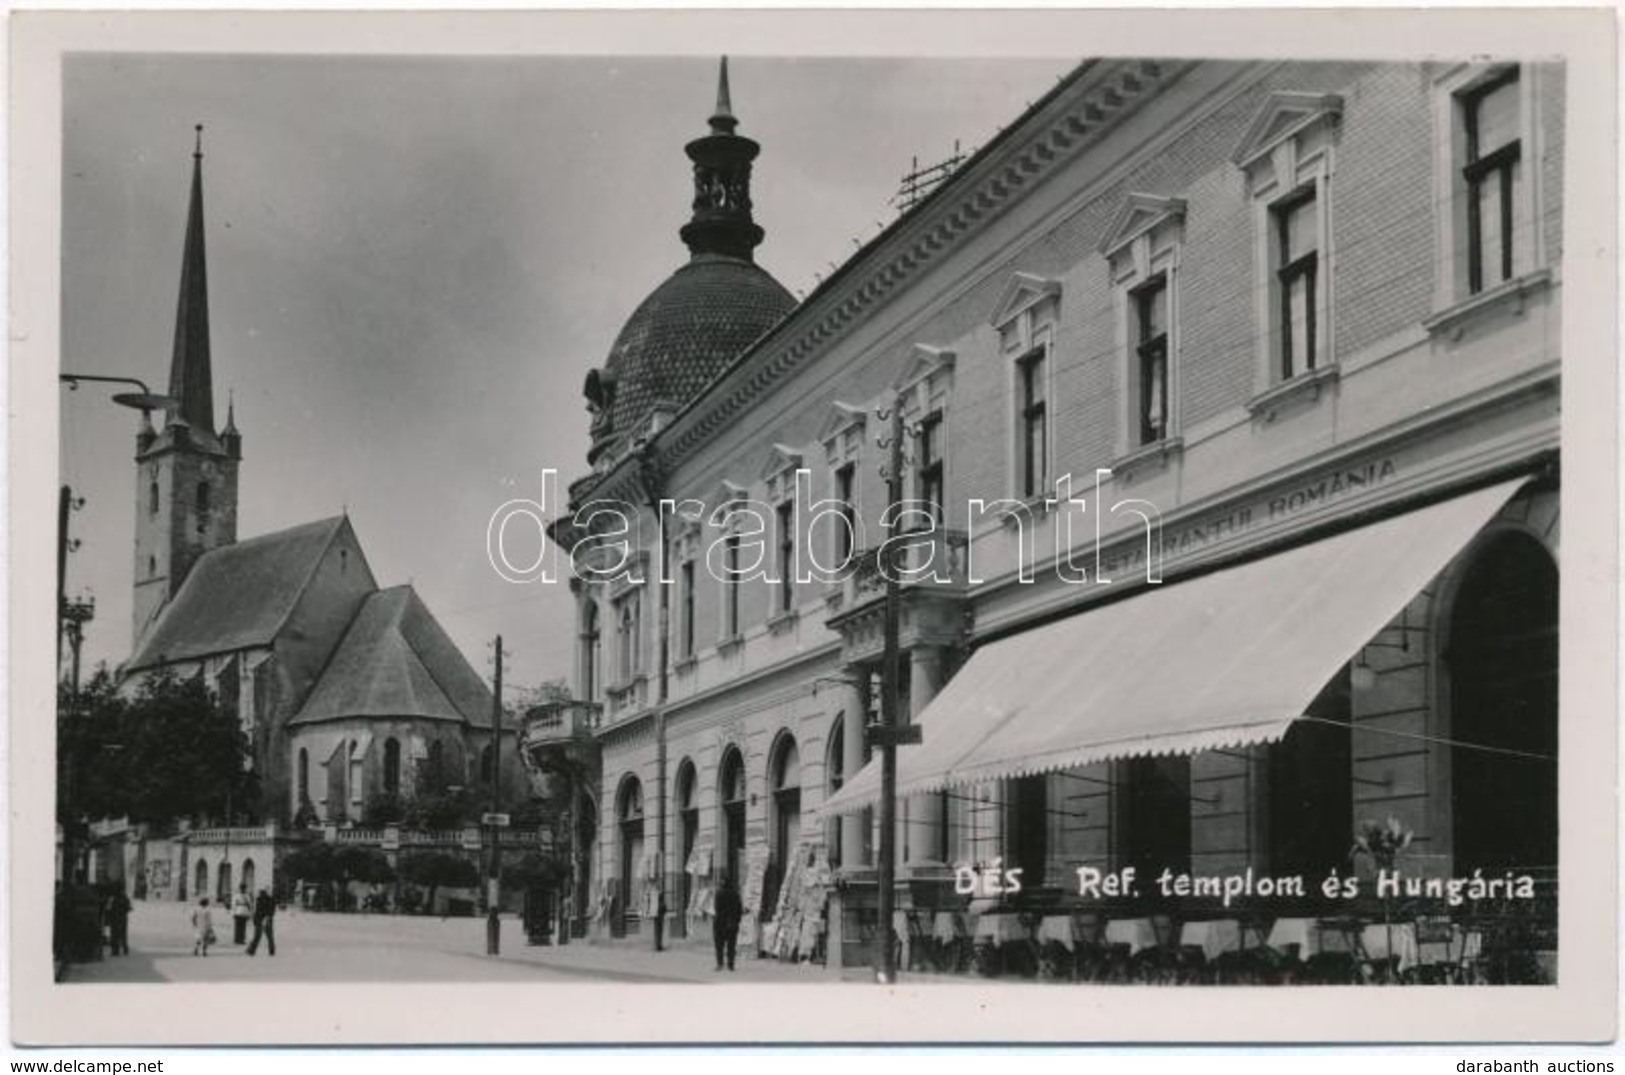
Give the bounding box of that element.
[1351,816,1413,983]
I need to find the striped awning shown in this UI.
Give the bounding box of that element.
[821,478,1525,817]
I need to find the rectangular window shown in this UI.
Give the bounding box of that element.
[1017,350,1047,497]
[834,462,857,566]
[724,534,741,638]
[1132,275,1169,446]
[680,559,696,659]
[617,597,640,682]
[917,410,945,524]
[1462,68,1521,294]
[1274,188,1319,380]
[776,500,795,613]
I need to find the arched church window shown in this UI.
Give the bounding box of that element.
[384,738,401,796]
[297,748,309,806]
[196,482,210,514]
[149,481,159,515]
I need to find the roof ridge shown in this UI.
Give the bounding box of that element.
[394,588,492,728]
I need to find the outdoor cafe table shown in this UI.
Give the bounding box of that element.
[973,913,1030,946]
[1035,914,1093,952]
[1102,916,1160,955]
[1267,917,1355,960]
[1362,922,1420,974]
[1179,918,1243,961]
[933,911,968,945]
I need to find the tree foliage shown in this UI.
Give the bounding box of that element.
[59,669,257,827]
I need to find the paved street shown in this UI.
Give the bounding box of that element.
[64,900,850,984]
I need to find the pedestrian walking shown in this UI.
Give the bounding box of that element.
[246,888,276,957]
[231,884,252,945]
[712,874,743,972]
[104,885,132,956]
[191,897,216,956]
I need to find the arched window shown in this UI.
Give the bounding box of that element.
[675,759,698,924]
[718,747,746,885]
[196,482,211,515]
[1447,531,1557,876]
[384,738,401,796]
[616,775,646,932]
[296,748,310,807]
[216,859,232,903]
[582,602,601,702]
[426,740,445,791]
[195,859,209,902]
[149,480,160,515]
[347,740,363,822]
[765,735,801,914]
[825,718,845,867]
[148,555,157,578]
[241,858,256,896]
[480,745,494,786]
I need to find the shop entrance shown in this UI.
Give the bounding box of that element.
[719,747,746,885]
[1448,531,1558,877]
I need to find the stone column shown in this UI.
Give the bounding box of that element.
[905,647,946,866]
[840,671,868,867]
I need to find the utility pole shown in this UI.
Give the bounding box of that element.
[873,396,922,984]
[487,634,505,956]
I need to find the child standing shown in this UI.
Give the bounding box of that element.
[191,896,216,956]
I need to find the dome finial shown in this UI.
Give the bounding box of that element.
[709,56,737,134]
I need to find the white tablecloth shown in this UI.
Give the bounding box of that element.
[1103,917,1159,954]
[1035,915,1084,952]
[1266,917,1357,959]
[1180,919,1242,961]
[973,913,1029,945]
[1362,923,1419,973]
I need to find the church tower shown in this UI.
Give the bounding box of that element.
[132,126,240,647]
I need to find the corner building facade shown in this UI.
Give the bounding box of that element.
[535,59,1562,975]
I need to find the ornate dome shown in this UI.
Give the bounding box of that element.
[589,255,794,461]
[584,58,796,464]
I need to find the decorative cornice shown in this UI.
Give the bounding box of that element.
[566,59,1184,508]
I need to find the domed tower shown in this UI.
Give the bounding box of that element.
[584,58,796,465]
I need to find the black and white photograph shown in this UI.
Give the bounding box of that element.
[9,8,1618,1047]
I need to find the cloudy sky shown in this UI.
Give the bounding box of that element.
[60,52,1072,693]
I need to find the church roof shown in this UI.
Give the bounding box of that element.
[126,516,351,670]
[290,585,496,728]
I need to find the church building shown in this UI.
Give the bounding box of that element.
[120,129,519,836]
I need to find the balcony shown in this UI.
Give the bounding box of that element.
[520,699,603,751]
[825,527,972,662]
[833,526,970,614]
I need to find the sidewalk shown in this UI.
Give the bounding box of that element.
[499,934,860,983]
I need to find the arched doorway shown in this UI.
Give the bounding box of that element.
[616,775,645,935]
[675,759,698,937]
[1447,531,1558,877]
[217,860,232,903]
[718,747,746,885]
[195,859,209,903]
[765,735,801,916]
[242,858,257,897]
[825,718,844,867]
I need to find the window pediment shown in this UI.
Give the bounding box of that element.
[1232,91,1343,171]
[895,344,957,395]
[990,273,1061,329]
[1100,194,1187,259]
[758,443,805,482]
[817,401,867,445]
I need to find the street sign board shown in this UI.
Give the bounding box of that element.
[482,812,512,827]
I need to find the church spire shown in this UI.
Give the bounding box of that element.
[167,123,215,434]
[680,57,766,261]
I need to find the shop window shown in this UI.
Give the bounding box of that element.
[1447,531,1557,877]
[1006,775,1049,889]
[1118,755,1191,895]
[718,747,747,884]
[1267,671,1352,879]
[675,760,697,928]
[616,775,645,933]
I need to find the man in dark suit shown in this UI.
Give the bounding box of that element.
[246,888,276,956]
[712,875,743,971]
